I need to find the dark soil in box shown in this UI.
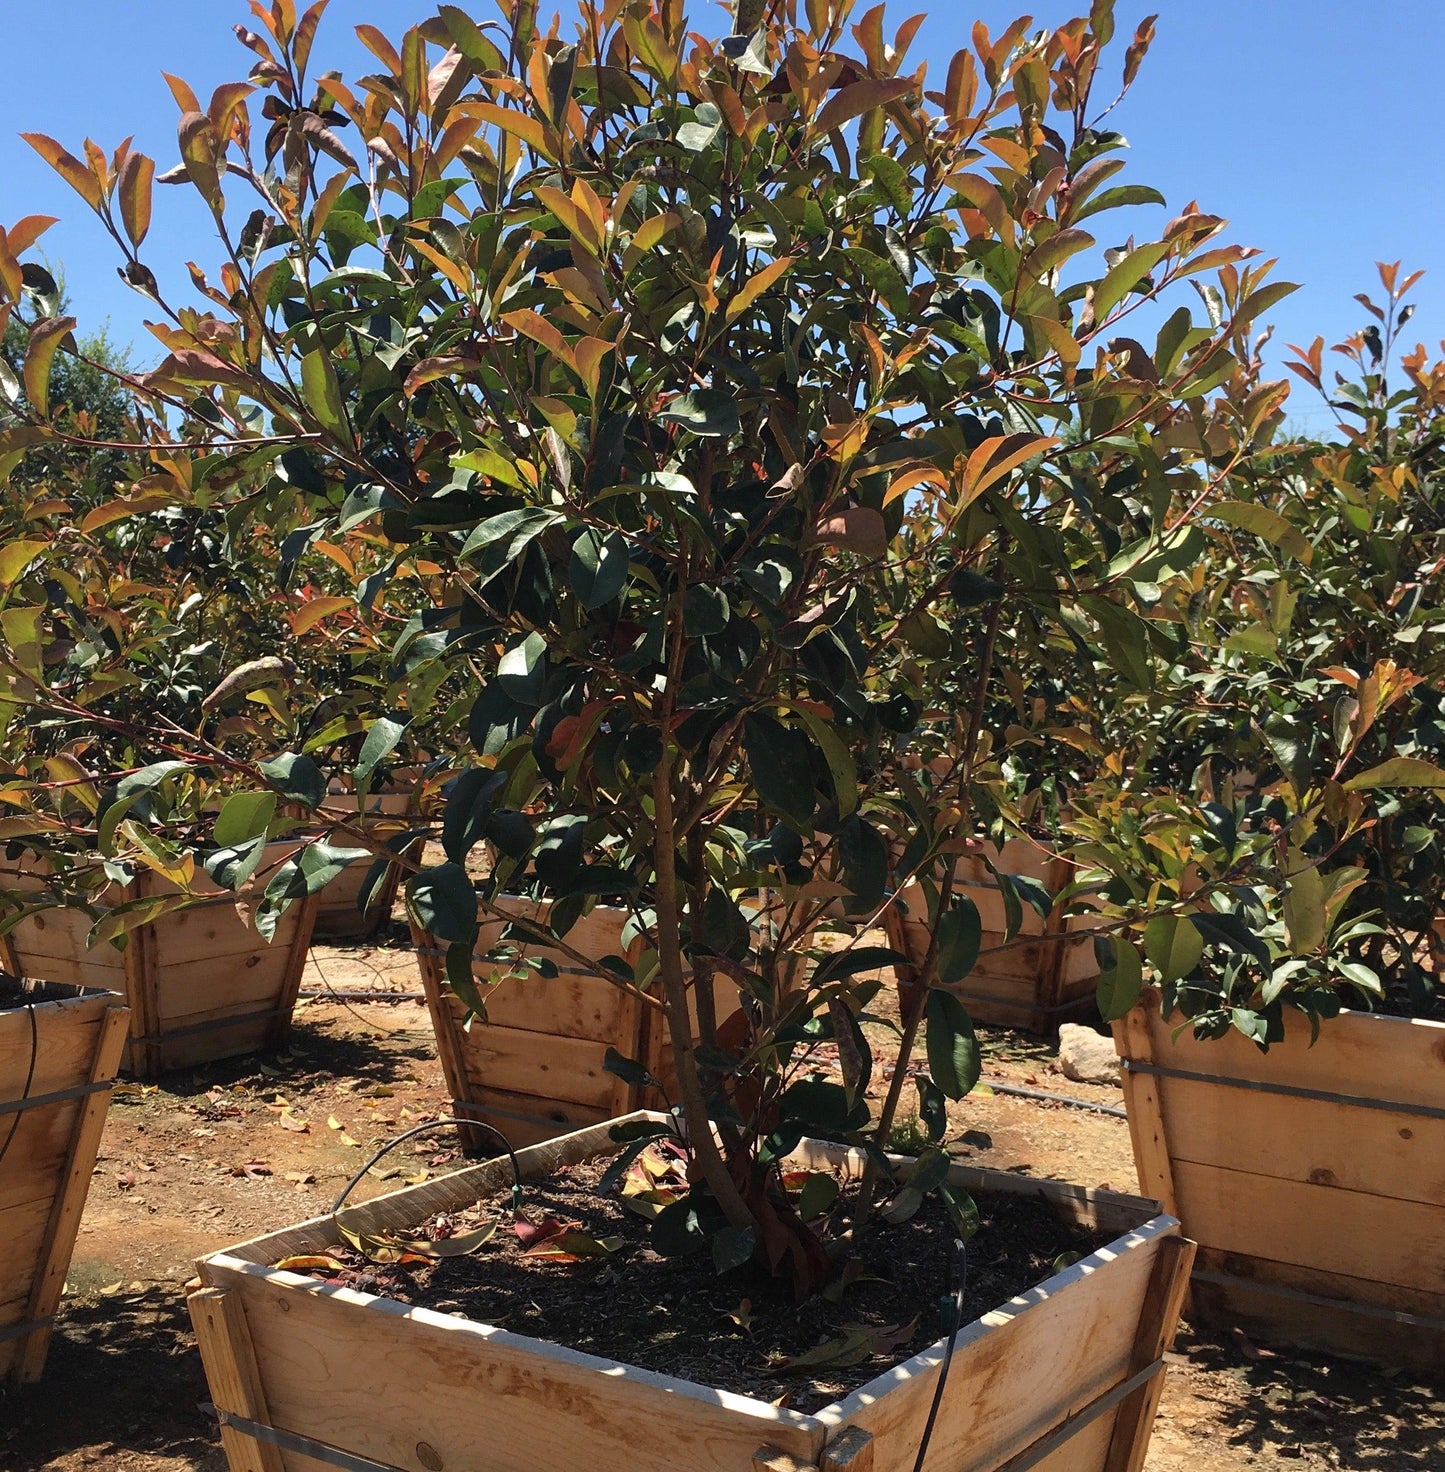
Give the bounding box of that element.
[311,1157,1111,1413]
[0,976,78,1010]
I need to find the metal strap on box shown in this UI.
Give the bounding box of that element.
[0,1314,53,1346]
[988,1356,1166,1472]
[1120,1058,1445,1121]
[1191,1269,1445,1332]
[0,1078,114,1118]
[218,1412,405,1472]
[128,1006,289,1046]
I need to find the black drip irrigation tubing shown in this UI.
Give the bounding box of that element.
[298,988,427,1001]
[980,1074,1127,1119]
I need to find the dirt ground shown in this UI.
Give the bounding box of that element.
[1,929,1441,1471]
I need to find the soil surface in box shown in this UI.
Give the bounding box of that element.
[314,1156,1108,1413]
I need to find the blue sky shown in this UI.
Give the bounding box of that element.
[1,1,1439,429]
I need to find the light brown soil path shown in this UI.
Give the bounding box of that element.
[1,936,1439,1470]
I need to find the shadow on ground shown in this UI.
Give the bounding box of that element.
[0,1288,224,1471]
[1175,1327,1445,1469]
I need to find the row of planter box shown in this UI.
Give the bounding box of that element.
[4,840,1442,1398]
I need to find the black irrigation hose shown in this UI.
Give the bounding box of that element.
[0,987,38,1175]
[330,1115,523,1218]
[912,1237,969,1472]
[980,1075,1127,1119]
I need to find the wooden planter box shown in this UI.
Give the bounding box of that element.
[412,900,734,1148]
[888,839,1099,1033]
[1113,987,1445,1371]
[312,791,422,943]
[1,980,129,1382]
[189,1114,1192,1472]
[0,845,319,1078]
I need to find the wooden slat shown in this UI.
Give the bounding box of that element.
[1111,1003,1179,1221]
[154,948,294,1023]
[1131,988,1445,1109]
[1,988,126,1380]
[268,894,318,1051]
[819,1427,872,1472]
[1189,1266,1445,1375]
[0,1099,79,1213]
[456,1086,611,1149]
[14,1000,128,1380]
[1191,1245,1445,1321]
[448,969,629,1046]
[218,1116,650,1266]
[0,991,113,1096]
[1103,1234,1195,1472]
[1155,1072,1445,1208]
[0,1196,51,1327]
[198,1260,826,1472]
[189,1288,287,1472]
[458,1025,617,1111]
[812,1218,1180,1472]
[1172,1159,1445,1294]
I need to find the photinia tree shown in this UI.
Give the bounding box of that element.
[2,0,1301,1284]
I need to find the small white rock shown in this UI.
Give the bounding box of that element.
[1057,1023,1121,1086]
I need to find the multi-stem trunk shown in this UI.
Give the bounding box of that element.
[650,761,755,1232]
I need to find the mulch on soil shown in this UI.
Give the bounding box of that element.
[309,1154,1111,1414]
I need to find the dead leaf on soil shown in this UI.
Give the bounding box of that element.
[779,1315,919,1371]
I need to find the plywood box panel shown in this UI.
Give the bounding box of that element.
[1,983,128,1381]
[1114,988,1445,1370]
[2,848,316,1078]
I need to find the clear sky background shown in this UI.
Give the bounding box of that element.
[1,1,1440,431]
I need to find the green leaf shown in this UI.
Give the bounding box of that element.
[298,840,372,894]
[1092,239,1170,322]
[1344,758,1445,791]
[1070,184,1166,222]
[914,1076,947,1141]
[1094,935,1143,1021]
[743,713,816,828]
[812,945,908,987]
[301,349,349,440]
[213,791,278,848]
[259,752,327,810]
[114,761,190,802]
[1259,715,1312,797]
[0,540,47,586]
[569,528,630,608]
[204,837,267,892]
[406,862,478,943]
[1142,914,1203,984]
[711,1224,755,1273]
[603,1047,660,1090]
[795,710,858,819]
[657,389,740,437]
[1282,861,1326,956]
[496,631,548,706]
[1191,910,1270,967]
[1210,502,1312,564]
[797,1172,839,1222]
[23,316,77,418]
[924,989,980,1100]
[935,896,982,986]
[459,507,560,561]
[356,716,407,784]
